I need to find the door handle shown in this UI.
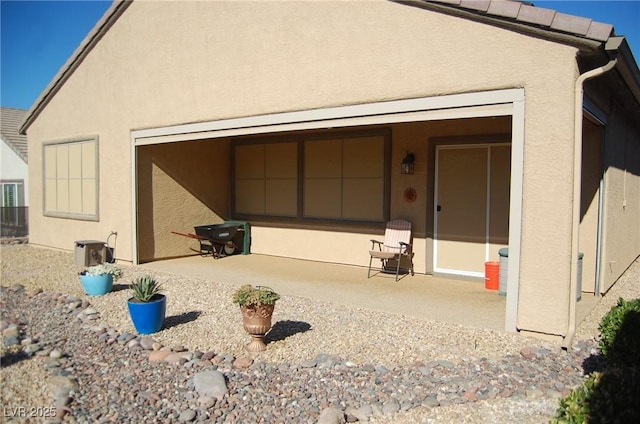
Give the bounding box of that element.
[437,205,442,212]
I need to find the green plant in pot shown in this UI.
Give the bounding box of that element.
[233,285,280,352]
[127,276,166,334]
[79,263,123,296]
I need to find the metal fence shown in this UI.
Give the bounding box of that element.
[1,206,29,239]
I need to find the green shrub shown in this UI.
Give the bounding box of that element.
[598,298,640,366]
[553,297,640,423]
[588,367,640,423]
[553,369,640,424]
[551,373,598,424]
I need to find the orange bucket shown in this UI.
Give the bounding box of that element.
[485,261,499,290]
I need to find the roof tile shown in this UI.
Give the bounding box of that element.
[428,1,613,44]
[517,4,556,26]
[550,12,592,36]
[460,0,491,13]
[486,0,522,19]
[586,21,614,42]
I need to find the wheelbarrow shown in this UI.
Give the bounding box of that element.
[172,222,244,259]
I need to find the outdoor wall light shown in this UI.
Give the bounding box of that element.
[401,152,415,174]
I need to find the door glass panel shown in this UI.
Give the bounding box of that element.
[436,147,488,275]
[488,146,511,260]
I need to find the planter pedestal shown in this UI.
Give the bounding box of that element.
[241,304,274,352]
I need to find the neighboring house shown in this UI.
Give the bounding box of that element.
[19,0,640,342]
[1,107,29,239]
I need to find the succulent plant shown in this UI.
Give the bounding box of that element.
[130,276,163,302]
[232,285,280,307]
[82,263,124,280]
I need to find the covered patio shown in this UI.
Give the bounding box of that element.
[140,253,599,335]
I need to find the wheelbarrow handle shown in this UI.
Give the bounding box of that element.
[171,231,208,240]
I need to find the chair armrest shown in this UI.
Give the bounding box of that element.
[370,239,383,250]
[399,241,412,254]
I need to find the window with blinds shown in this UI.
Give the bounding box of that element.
[43,137,98,220]
[1,182,22,207]
[233,130,389,224]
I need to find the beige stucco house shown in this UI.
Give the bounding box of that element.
[20,0,640,343]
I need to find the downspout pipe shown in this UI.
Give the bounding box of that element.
[563,57,617,349]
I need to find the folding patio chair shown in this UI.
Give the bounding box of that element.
[368,219,414,281]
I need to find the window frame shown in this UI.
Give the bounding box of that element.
[42,136,100,221]
[1,181,24,207]
[231,128,391,226]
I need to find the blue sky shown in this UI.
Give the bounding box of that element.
[1,0,639,110]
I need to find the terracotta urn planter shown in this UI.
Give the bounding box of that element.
[241,303,275,352]
[233,285,280,352]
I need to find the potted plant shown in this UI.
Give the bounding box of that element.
[79,263,124,296]
[232,285,280,352]
[127,276,166,334]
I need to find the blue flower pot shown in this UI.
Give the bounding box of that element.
[127,295,166,334]
[80,274,113,296]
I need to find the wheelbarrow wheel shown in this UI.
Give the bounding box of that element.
[224,241,236,256]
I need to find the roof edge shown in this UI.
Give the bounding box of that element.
[396,0,605,52]
[1,135,28,164]
[606,37,640,108]
[19,0,132,135]
[404,0,640,109]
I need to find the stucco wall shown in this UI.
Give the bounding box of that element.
[582,78,640,295]
[136,139,230,262]
[579,118,604,294]
[26,1,583,335]
[600,108,640,291]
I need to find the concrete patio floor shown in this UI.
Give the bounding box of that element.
[141,253,600,335]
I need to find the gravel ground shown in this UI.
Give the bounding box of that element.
[1,244,639,423]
